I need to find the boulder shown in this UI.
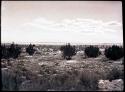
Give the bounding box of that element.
[98,79,123,91]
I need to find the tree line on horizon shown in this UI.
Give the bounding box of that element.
[1,42,124,61]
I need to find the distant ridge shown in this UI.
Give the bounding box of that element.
[1,41,123,46]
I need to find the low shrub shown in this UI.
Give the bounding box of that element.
[104,45,123,60]
[8,44,21,59]
[84,46,100,58]
[79,70,99,90]
[2,69,22,91]
[1,43,21,59]
[60,43,76,60]
[106,67,124,81]
[26,44,35,55]
[1,45,10,59]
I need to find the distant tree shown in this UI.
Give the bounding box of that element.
[8,43,21,59]
[8,43,16,58]
[84,46,100,58]
[60,43,76,60]
[104,45,123,60]
[26,44,35,55]
[14,45,21,58]
[1,43,21,59]
[1,45,9,59]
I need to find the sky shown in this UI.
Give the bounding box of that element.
[1,1,123,44]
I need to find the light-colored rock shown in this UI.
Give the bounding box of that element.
[77,51,84,55]
[25,56,33,58]
[1,68,8,71]
[48,89,55,91]
[66,60,78,63]
[56,50,62,54]
[98,79,123,91]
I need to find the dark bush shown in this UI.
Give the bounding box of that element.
[1,43,21,59]
[122,58,124,64]
[1,45,10,59]
[26,44,35,55]
[84,46,100,58]
[60,43,76,60]
[104,45,123,60]
[8,43,21,59]
[107,67,124,81]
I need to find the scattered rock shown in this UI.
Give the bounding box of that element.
[98,79,123,91]
[66,60,78,63]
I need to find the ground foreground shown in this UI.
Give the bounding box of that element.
[1,48,124,91]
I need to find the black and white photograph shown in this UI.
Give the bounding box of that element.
[1,1,124,91]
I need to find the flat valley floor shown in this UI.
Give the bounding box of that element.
[1,45,124,91]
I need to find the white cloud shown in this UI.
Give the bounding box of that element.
[22,17,122,36]
[2,17,123,44]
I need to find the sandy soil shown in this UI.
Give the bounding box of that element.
[1,49,124,91]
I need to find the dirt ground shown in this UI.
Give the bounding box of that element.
[1,47,124,91]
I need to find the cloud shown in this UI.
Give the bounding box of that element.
[2,17,123,44]
[22,17,122,34]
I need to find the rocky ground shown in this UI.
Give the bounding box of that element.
[1,49,124,91]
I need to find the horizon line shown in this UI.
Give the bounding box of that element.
[1,41,123,45]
